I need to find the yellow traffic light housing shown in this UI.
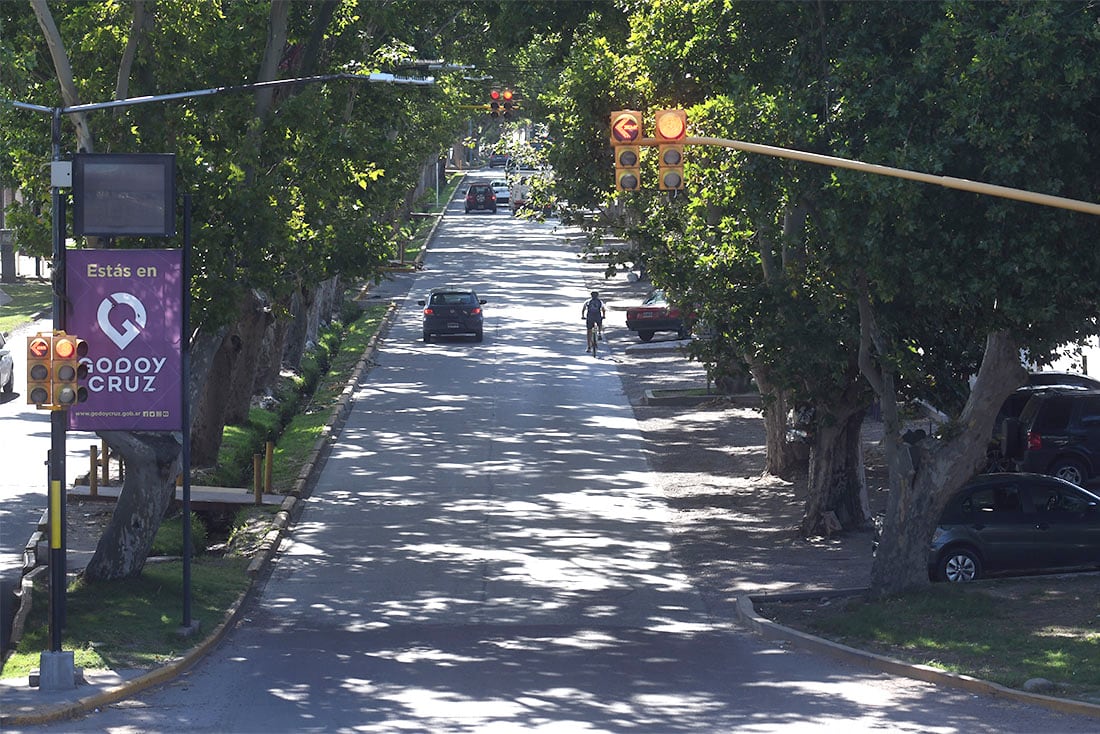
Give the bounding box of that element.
[26,333,53,407]
[615,145,641,192]
[52,333,89,406]
[610,110,644,192]
[654,108,687,190]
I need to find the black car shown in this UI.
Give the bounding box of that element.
[418,288,486,342]
[986,372,1100,472]
[930,473,1100,582]
[1004,388,1100,485]
[464,184,497,213]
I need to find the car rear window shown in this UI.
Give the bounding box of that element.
[430,292,476,305]
[1028,395,1073,433]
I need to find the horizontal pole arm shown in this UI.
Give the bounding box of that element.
[682,135,1100,217]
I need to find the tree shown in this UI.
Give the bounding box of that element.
[6,0,475,579]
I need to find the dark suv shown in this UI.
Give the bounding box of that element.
[1006,388,1100,485]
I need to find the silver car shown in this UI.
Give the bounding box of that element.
[0,332,14,394]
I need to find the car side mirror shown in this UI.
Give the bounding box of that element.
[479,299,487,305]
[417,300,426,306]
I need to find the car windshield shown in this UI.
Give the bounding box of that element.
[643,291,667,307]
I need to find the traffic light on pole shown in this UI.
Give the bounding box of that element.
[502,89,514,119]
[51,332,89,406]
[26,333,53,407]
[489,89,502,117]
[610,110,643,192]
[654,108,687,190]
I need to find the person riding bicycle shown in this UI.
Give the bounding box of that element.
[582,291,605,353]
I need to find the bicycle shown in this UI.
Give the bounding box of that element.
[586,323,599,355]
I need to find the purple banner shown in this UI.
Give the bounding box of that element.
[65,249,183,431]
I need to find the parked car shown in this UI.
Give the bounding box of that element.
[625,290,688,342]
[418,288,486,342]
[0,332,13,394]
[1003,388,1100,485]
[489,179,510,207]
[488,153,510,168]
[986,372,1100,471]
[929,473,1100,582]
[464,184,497,214]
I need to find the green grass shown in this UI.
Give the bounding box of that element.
[0,280,52,334]
[2,558,250,678]
[758,577,1100,700]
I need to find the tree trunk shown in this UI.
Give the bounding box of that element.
[81,432,182,581]
[281,285,313,371]
[869,330,1026,595]
[223,291,274,424]
[801,404,870,536]
[750,362,809,478]
[190,330,236,466]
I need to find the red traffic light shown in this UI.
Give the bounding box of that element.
[654,109,688,142]
[490,89,501,100]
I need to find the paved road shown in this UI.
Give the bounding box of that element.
[16,176,1099,732]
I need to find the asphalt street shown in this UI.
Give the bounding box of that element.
[6,175,1099,732]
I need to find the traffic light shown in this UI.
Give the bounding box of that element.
[610,110,643,192]
[502,89,515,119]
[26,333,53,406]
[654,108,687,190]
[52,332,89,406]
[614,145,641,192]
[489,89,502,117]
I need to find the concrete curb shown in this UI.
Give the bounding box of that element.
[735,592,1100,719]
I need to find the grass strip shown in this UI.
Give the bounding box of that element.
[3,558,250,678]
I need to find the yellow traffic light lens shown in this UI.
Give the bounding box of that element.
[57,364,77,381]
[618,172,640,191]
[661,148,683,165]
[618,149,639,167]
[29,363,49,380]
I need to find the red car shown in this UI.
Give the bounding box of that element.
[626,290,689,342]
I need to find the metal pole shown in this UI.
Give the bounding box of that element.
[683,135,1100,217]
[181,194,194,631]
[48,108,66,653]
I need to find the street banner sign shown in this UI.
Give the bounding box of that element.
[65,249,183,431]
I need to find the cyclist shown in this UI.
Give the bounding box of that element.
[582,291,605,354]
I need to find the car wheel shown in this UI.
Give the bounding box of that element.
[1051,458,1087,485]
[638,330,655,343]
[474,330,483,342]
[938,547,981,582]
[676,328,689,340]
[423,331,431,343]
[1,372,12,394]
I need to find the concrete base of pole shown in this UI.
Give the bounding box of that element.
[176,620,202,638]
[32,651,81,690]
